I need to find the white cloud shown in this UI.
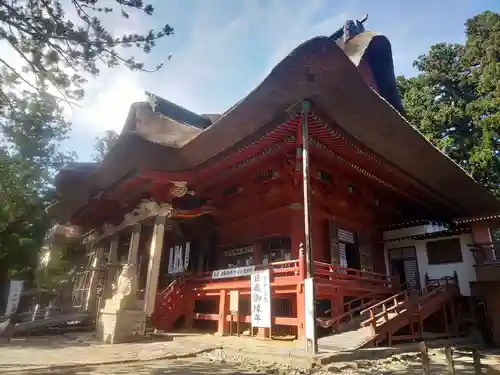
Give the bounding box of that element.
[68,69,146,133]
[68,0,356,139]
[0,0,368,160]
[54,0,364,158]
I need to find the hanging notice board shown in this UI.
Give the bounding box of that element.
[251,269,271,328]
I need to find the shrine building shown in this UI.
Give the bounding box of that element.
[45,20,500,349]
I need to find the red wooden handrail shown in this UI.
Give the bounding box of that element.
[361,292,411,329]
[360,291,407,316]
[317,293,376,330]
[153,274,188,327]
[314,261,392,281]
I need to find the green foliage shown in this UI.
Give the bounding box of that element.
[35,241,86,294]
[0,93,71,289]
[93,129,119,162]
[0,0,173,104]
[397,11,500,196]
[0,1,173,297]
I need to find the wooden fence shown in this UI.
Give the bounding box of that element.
[420,341,483,375]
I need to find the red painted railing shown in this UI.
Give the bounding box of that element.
[361,291,410,329]
[188,259,300,283]
[357,275,460,346]
[152,258,399,335]
[316,292,376,331]
[152,275,187,330]
[314,261,398,295]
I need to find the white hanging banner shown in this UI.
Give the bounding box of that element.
[339,243,348,268]
[173,245,184,273]
[5,280,24,316]
[168,242,191,275]
[183,242,190,270]
[168,246,174,274]
[251,269,271,328]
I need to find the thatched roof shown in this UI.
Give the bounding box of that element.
[49,31,500,223]
[146,92,213,129]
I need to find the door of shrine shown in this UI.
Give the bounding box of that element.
[388,246,421,290]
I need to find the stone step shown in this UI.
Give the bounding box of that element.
[318,326,374,352]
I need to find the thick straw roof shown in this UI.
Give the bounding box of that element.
[49,32,500,223]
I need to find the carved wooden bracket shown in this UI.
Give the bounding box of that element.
[84,199,173,243]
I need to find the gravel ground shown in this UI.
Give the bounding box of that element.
[4,347,499,375]
[200,347,500,375]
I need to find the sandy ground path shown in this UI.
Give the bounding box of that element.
[1,332,499,374]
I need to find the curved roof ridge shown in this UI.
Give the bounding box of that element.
[50,33,500,222]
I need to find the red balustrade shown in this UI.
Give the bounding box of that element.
[314,261,398,295]
[152,258,399,336]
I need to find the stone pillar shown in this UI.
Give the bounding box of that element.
[144,215,167,316]
[104,235,119,297]
[85,244,105,313]
[127,223,142,266]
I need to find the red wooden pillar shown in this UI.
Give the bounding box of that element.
[290,209,304,259]
[296,243,306,340]
[291,208,306,339]
[296,284,305,340]
[217,289,228,336]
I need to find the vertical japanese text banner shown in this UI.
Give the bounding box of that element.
[251,269,271,328]
[5,280,24,316]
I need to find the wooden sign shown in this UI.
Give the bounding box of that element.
[251,270,271,328]
[212,266,255,279]
[229,290,239,313]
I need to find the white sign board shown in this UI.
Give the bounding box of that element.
[212,266,255,280]
[5,280,23,316]
[304,277,315,341]
[251,269,271,328]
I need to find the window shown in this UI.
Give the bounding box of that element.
[491,228,500,260]
[262,237,291,264]
[224,246,254,268]
[426,238,463,265]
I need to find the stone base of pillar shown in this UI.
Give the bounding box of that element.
[97,308,147,344]
[96,264,146,344]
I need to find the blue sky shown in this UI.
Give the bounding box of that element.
[62,0,499,161]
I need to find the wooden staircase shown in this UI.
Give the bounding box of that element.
[317,292,389,351]
[151,276,188,331]
[316,293,379,333]
[318,277,459,351]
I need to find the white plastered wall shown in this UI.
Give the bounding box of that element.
[384,233,476,296]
